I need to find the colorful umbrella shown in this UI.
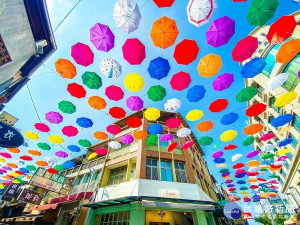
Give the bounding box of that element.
[168,142,178,152]
[145,108,160,121]
[67,145,81,152]
[206,16,235,47]
[71,42,94,67]
[76,117,93,128]
[261,144,276,152]
[106,124,121,134]
[160,134,173,141]
[67,83,86,98]
[247,160,260,167]
[277,148,292,156]
[54,58,77,79]
[62,161,75,169]
[260,133,275,141]
[274,92,297,107]
[147,135,158,146]
[246,103,266,117]
[20,155,33,161]
[224,144,237,150]
[186,85,206,102]
[147,85,166,102]
[232,36,258,62]
[95,148,108,156]
[81,72,102,89]
[37,142,51,150]
[78,139,92,147]
[94,131,108,140]
[209,99,229,112]
[105,85,124,101]
[109,107,126,119]
[58,100,76,114]
[49,135,64,144]
[233,162,244,169]
[54,165,64,172]
[173,39,199,65]
[166,117,181,128]
[186,109,203,121]
[122,38,146,65]
[164,98,181,112]
[150,16,178,49]
[232,154,242,162]
[198,136,213,146]
[100,58,122,79]
[27,149,41,156]
[34,123,50,132]
[153,0,175,7]
[109,141,122,149]
[177,128,191,137]
[24,131,39,140]
[182,141,194,149]
[87,153,98,161]
[270,114,293,127]
[212,73,234,91]
[278,138,293,147]
[236,87,257,102]
[62,126,78,137]
[55,151,68,158]
[120,134,134,145]
[212,151,223,158]
[246,150,260,158]
[90,23,114,52]
[220,113,239,125]
[241,58,266,78]
[197,54,222,78]
[268,73,289,91]
[113,0,141,33]
[220,130,237,142]
[170,72,191,91]
[124,73,144,92]
[127,117,142,128]
[126,96,144,111]
[148,124,163,135]
[197,121,214,132]
[45,111,63,124]
[88,96,107,110]
[187,0,217,27]
[276,39,300,63]
[243,124,264,135]
[26,165,36,171]
[148,57,170,80]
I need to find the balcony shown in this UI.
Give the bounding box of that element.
[108,144,139,160]
[70,180,99,195]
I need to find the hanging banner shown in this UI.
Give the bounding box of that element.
[1,184,21,201]
[17,189,44,205]
[0,121,24,148]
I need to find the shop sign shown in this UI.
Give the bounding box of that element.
[29,167,66,193]
[160,190,180,198]
[17,188,44,205]
[0,111,18,126]
[1,184,21,201]
[0,121,24,148]
[243,212,253,220]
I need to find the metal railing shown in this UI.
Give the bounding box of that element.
[108,144,139,160]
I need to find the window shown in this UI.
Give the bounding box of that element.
[257,84,264,99]
[74,176,83,186]
[146,159,159,180]
[287,152,293,161]
[280,169,287,176]
[282,54,300,91]
[96,211,130,225]
[258,41,262,45]
[92,170,101,181]
[270,97,281,113]
[161,161,173,182]
[289,133,298,148]
[108,166,127,185]
[175,162,188,183]
[262,44,281,77]
[82,173,90,183]
[0,35,12,66]
[293,114,300,133]
[284,163,290,170]
[279,177,284,184]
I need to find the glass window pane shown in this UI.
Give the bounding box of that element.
[161,169,167,181]
[166,169,173,182]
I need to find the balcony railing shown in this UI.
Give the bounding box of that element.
[108,144,139,160]
[70,180,99,195]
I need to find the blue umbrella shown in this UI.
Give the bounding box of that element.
[278,138,293,147]
[241,57,266,78]
[147,57,170,80]
[186,85,206,102]
[237,180,246,185]
[76,117,93,128]
[235,173,246,178]
[148,124,163,135]
[214,158,225,163]
[258,184,268,187]
[220,113,239,125]
[63,161,75,169]
[270,114,294,127]
[19,168,29,174]
[67,145,81,152]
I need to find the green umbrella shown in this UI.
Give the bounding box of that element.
[212,142,220,150]
[26,165,36,171]
[247,0,279,26]
[220,168,229,173]
[236,87,257,102]
[198,136,213,146]
[37,142,51,150]
[242,136,255,146]
[16,178,24,183]
[147,85,166,102]
[259,188,269,192]
[231,191,237,193]
[147,135,158,146]
[81,72,102,89]
[262,152,275,160]
[54,165,64,172]
[240,187,248,190]
[269,174,279,179]
[58,100,76,114]
[78,139,92,147]
[260,168,268,172]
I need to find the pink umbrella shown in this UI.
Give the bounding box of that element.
[34,123,50,132]
[46,111,63,124]
[0,169,7,173]
[106,124,121,135]
[62,126,78,137]
[232,36,258,62]
[182,141,194,149]
[212,151,223,158]
[269,180,279,184]
[105,85,124,101]
[278,156,288,161]
[246,150,260,158]
[160,134,173,141]
[55,151,68,158]
[95,148,108,156]
[236,169,246,175]
[260,133,275,141]
[122,38,146,65]
[71,42,94,67]
[126,96,143,111]
[170,71,191,91]
[90,23,115,52]
[225,179,233,184]
[120,134,134,145]
[166,117,181,128]
[0,153,11,159]
[212,73,234,91]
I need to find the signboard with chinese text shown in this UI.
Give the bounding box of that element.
[1,184,21,201]
[0,121,24,148]
[29,168,66,193]
[0,111,18,126]
[17,188,43,205]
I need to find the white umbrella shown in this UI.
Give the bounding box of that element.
[231,154,242,162]
[248,167,260,172]
[177,128,191,137]
[113,0,141,33]
[274,161,286,166]
[187,0,217,27]
[109,141,121,149]
[164,98,181,112]
[268,73,289,91]
[44,156,57,168]
[261,144,276,152]
[100,58,122,79]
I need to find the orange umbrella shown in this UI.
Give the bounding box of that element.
[28,150,42,156]
[276,39,300,63]
[248,178,257,183]
[94,131,108,140]
[88,96,107,110]
[6,148,20,153]
[54,58,77,79]
[26,175,32,179]
[36,160,48,167]
[133,131,148,140]
[197,54,222,78]
[7,163,18,168]
[247,160,260,167]
[243,124,263,135]
[2,175,12,180]
[197,121,214,132]
[150,16,178,49]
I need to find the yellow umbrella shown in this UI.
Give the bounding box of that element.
[260,165,270,169]
[216,163,227,167]
[0,184,4,189]
[10,172,20,178]
[279,126,292,135]
[277,148,292,156]
[243,195,251,198]
[186,109,204,121]
[274,92,297,107]
[13,180,21,184]
[124,73,144,92]
[241,191,249,195]
[145,108,160,121]
[223,175,231,179]
[197,54,222,78]
[0,157,5,163]
[24,131,39,140]
[48,135,64,144]
[247,160,260,167]
[87,152,98,161]
[220,130,237,142]
[260,193,268,198]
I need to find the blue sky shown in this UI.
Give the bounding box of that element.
[3,0,300,223]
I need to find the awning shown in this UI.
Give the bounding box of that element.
[15,216,38,222]
[142,200,215,211]
[50,191,93,204]
[29,203,60,211]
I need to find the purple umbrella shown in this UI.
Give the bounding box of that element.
[3,166,12,171]
[160,134,173,141]
[246,150,260,158]
[227,184,235,188]
[206,16,235,48]
[222,172,230,177]
[46,111,63,124]
[212,73,234,91]
[120,134,134,145]
[55,151,68,158]
[90,23,115,52]
[225,179,233,184]
[212,151,223,158]
[126,96,144,111]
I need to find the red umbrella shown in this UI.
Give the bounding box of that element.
[271,164,282,169]
[170,71,191,91]
[127,117,142,128]
[224,144,237,150]
[95,148,108,156]
[260,133,275,141]
[20,155,33,161]
[15,171,25,175]
[233,162,244,169]
[122,38,146,65]
[232,36,258,62]
[109,107,126,119]
[250,185,259,189]
[173,39,199,65]
[106,124,121,135]
[229,188,236,192]
[166,117,181,128]
[47,168,58,174]
[168,142,178,152]
[246,103,266,117]
[182,141,194,150]
[67,83,86,98]
[257,178,266,182]
[247,172,259,176]
[209,99,229,112]
[153,0,175,7]
[105,85,124,101]
[62,126,78,137]
[71,42,94,67]
[34,123,50,132]
[267,15,297,44]
[269,185,278,189]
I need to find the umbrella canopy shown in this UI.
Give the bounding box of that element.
[147,135,158,146]
[243,124,264,135]
[246,150,260,158]
[124,73,144,92]
[122,38,146,65]
[232,36,258,62]
[270,114,294,127]
[100,58,122,79]
[95,148,108,156]
[37,142,51,150]
[109,141,122,149]
[276,39,300,63]
[186,85,206,102]
[153,0,175,7]
[260,133,275,141]
[109,107,126,119]
[236,87,257,102]
[166,117,181,128]
[58,101,76,114]
[120,134,134,145]
[45,111,63,124]
[63,161,75,169]
[67,83,86,98]
[113,0,141,33]
[220,113,239,125]
[150,16,178,49]
[278,138,293,147]
[206,16,235,47]
[126,96,144,111]
[277,148,292,156]
[186,109,203,121]
[54,58,77,79]
[7,147,20,154]
[224,144,237,150]
[247,160,260,167]
[148,124,163,135]
[49,135,64,144]
[62,126,78,137]
[78,139,92,147]
[187,0,217,27]
[71,42,94,67]
[197,54,222,78]
[147,85,166,102]
[241,58,266,78]
[173,39,199,65]
[233,162,244,169]
[94,131,108,140]
[170,72,191,91]
[55,151,68,158]
[164,98,181,112]
[246,103,266,117]
[81,72,102,89]
[268,73,289,91]
[105,85,124,101]
[34,123,50,132]
[106,124,121,134]
[212,73,234,91]
[182,141,194,150]
[198,136,213,146]
[148,57,170,80]
[209,99,229,112]
[24,131,39,140]
[20,155,33,161]
[67,145,81,152]
[247,0,279,26]
[274,92,297,107]
[197,121,214,132]
[177,128,191,137]
[168,142,178,152]
[212,151,223,158]
[232,154,242,162]
[76,117,93,128]
[88,96,107,110]
[220,130,237,142]
[261,144,276,152]
[145,108,160,121]
[160,134,173,141]
[90,23,114,52]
